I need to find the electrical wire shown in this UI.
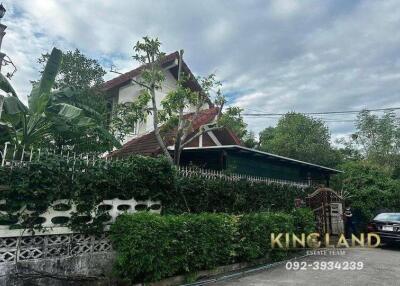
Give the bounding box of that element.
[242,107,400,117]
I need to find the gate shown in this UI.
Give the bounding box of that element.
[306,188,344,235]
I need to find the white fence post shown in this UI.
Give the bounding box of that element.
[176,166,307,188]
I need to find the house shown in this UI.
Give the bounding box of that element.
[103,51,211,144]
[103,53,341,186]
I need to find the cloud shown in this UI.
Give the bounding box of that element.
[2,0,400,142]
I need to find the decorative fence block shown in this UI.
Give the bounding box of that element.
[0,232,112,264]
[0,198,161,232]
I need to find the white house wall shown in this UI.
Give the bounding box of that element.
[116,69,178,143]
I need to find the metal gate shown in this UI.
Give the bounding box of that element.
[306,188,344,235]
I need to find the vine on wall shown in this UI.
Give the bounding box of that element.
[0,155,309,234]
[0,155,175,234]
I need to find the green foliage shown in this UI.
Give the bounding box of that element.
[1,47,119,153]
[242,130,258,148]
[0,153,310,234]
[35,49,113,152]
[332,160,400,228]
[30,48,63,114]
[218,107,248,140]
[111,37,228,165]
[110,211,312,283]
[164,175,309,214]
[258,112,342,167]
[111,91,152,142]
[237,212,294,261]
[37,49,106,90]
[0,73,17,97]
[291,208,316,233]
[340,110,400,173]
[0,155,175,234]
[110,212,236,283]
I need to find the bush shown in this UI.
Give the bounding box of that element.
[110,212,236,283]
[332,161,400,228]
[291,208,315,234]
[0,155,175,233]
[237,212,294,261]
[110,210,313,283]
[0,154,309,233]
[164,175,309,214]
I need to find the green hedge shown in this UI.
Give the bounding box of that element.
[163,175,309,214]
[0,155,175,232]
[110,210,315,283]
[237,212,294,261]
[0,154,309,233]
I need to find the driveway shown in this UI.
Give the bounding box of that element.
[212,247,400,286]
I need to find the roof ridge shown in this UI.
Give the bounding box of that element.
[102,51,180,90]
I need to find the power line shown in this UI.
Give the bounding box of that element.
[242,107,400,117]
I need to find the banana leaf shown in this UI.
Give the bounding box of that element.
[51,103,83,120]
[51,87,104,122]
[0,73,17,97]
[2,96,28,115]
[29,47,62,113]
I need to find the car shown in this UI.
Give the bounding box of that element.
[367,213,400,245]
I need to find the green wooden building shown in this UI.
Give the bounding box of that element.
[179,145,341,186]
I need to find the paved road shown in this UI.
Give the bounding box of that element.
[212,247,400,286]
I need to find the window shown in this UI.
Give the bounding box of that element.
[374,213,400,222]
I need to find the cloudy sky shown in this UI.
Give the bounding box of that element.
[3,0,400,141]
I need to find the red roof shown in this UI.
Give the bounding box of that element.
[109,107,223,158]
[102,51,202,92]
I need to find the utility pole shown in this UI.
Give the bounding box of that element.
[0,3,7,119]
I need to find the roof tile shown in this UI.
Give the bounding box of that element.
[109,107,222,158]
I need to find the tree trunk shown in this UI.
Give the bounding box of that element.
[173,50,184,166]
[0,95,4,120]
[150,88,173,164]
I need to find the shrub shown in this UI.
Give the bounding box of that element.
[0,154,309,233]
[110,210,313,283]
[237,212,294,261]
[164,175,309,214]
[0,155,175,233]
[110,212,236,283]
[332,160,400,228]
[291,208,315,234]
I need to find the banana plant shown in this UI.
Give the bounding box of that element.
[0,47,120,151]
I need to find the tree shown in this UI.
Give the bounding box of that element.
[216,106,258,148]
[341,110,400,169]
[112,37,225,165]
[258,127,275,147]
[331,160,400,228]
[34,49,116,153]
[258,112,341,167]
[36,49,106,90]
[0,48,120,153]
[218,107,247,139]
[218,106,257,148]
[242,131,258,148]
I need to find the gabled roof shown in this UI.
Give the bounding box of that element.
[102,51,203,93]
[108,107,236,158]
